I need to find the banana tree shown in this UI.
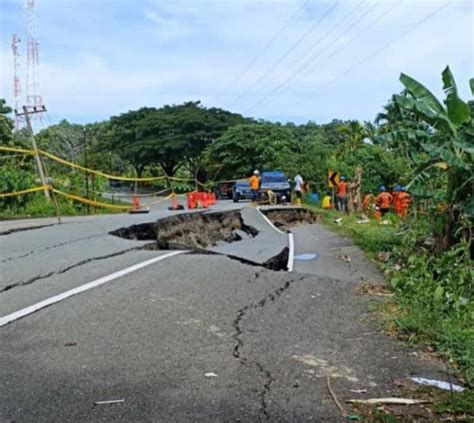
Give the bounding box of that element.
[336,120,367,155]
[381,67,473,250]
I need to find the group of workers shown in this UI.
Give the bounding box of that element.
[363,185,412,219]
[322,177,412,219]
[250,169,412,219]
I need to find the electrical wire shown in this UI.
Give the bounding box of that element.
[216,0,310,100]
[226,0,340,109]
[246,0,452,113]
[244,0,381,112]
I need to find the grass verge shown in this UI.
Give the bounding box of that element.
[309,206,473,419]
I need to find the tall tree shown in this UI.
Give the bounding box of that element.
[0,99,14,145]
[100,102,248,178]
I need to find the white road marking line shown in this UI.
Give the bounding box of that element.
[288,232,295,272]
[0,251,185,328]
[256,207,284,234]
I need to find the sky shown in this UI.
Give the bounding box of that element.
[0,0,473,126]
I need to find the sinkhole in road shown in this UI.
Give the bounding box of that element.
[260,207,321,231]
[109,210,289,271]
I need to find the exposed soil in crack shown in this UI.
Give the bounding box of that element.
[261,208,320,231]
[232,276,295,420]
[0,245,154,293]
[110,210,259,250]
[0,234,103,264]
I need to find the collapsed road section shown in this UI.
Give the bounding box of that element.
[110,210,289,270]
[259,207,320,231]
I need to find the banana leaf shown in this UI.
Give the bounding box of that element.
[400,73,446,116]
[442,66,471,127]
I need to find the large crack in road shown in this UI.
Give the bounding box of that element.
[232,275,296,421]
[0,245,151,293]
[0,233,104,264]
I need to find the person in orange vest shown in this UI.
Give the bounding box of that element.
[336,176,348,212]
[249,170,261,202]
[397,186,412,219]
[375,185,393,217]
[362,190,375,215]
[392,185,402,215]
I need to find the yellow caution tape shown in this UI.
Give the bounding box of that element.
[40,150,168,182]
[0,185,50,198]
[52,188,132,210]
[40,150,201,184]
[0,146,35,155]
[0,145,239,185]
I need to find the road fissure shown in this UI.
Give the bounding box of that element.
[0,233,103,264]
[0,246,150,293]
[231,275,296,420]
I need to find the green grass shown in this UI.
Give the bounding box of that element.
[308,205,473,416]
[0,193,129,219]
[313,208,401,256]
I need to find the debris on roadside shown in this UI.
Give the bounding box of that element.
[94,399,124,406]
[347,398,430,405]
[205,372,218,378]
[358,282,394,297]
[350,389,368,394]
[410,377,465,392]
[339,254,351,263]
[375,251,390,262]
[334,217,343,226]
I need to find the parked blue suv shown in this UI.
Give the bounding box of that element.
[260,171,291,204]
[232,180,253,203]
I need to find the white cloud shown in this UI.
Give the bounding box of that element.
[1,0,472,125]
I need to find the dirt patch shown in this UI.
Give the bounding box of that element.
[110,210,258,250]
[261,208,320,231]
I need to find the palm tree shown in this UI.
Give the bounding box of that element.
[336,120,367,155]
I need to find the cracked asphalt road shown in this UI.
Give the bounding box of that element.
[0,201,447,422]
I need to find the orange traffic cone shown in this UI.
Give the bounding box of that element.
[168,193,184,211]
[129,192,150,214]
[132,193,139,210]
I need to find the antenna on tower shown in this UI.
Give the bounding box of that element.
[25,0,45,124]
[11,34,22,130]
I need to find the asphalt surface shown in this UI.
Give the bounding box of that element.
[0,200,448,422]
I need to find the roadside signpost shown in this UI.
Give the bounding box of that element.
[328,171,340,188]
[328,171,339,209]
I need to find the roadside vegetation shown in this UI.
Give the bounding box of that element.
[1,68,473,401]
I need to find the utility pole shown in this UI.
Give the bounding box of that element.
[19,105,50,200]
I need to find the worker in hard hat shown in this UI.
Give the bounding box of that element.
[249,170,261,202]
[375,185,393,219]
[336,176,348,212]
[397,186,412,219]
[392,185,401,215]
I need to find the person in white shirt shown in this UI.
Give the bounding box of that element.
[294,174,304,206]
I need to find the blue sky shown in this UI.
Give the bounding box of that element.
[1,0,473,126]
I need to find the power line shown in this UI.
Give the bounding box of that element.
[320,0,453,96]
[226,0,340,109]
[216,0,309,100]
[244,0,380,112]
[247,0,452,114]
